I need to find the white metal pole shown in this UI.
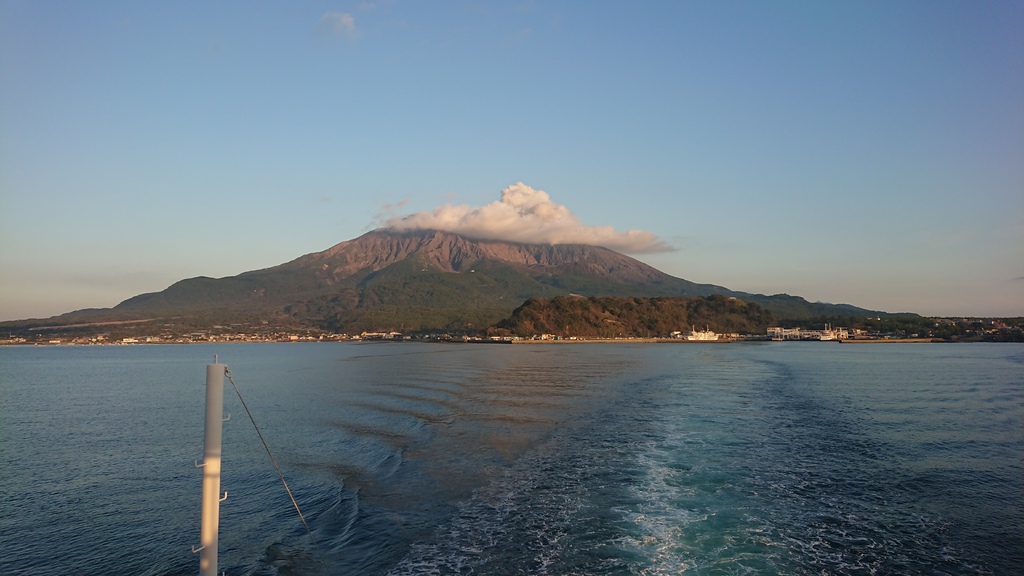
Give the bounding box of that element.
[200,360,226,576]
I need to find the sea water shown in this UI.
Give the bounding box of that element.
[0,342,1021,575]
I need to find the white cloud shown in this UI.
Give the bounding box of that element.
[320,11,358,40]
[384,182,674,254]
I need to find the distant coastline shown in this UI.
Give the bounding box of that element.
[510,337,732,344]
[2,313,1020,346]
[837,338,945,344]
[0,336,984,347]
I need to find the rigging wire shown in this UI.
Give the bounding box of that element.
[224,367,334,576]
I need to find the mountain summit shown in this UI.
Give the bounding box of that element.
[291,228,722,291]
[16,228,878,332]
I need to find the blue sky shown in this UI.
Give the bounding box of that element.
[2,0,1021,320]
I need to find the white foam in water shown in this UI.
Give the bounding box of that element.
[608,354,797,575]
[616,445,704,575]
[387,446,591,575]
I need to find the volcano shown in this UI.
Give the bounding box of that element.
[12,228,878,333]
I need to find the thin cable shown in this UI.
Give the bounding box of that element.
[224,367,333,576]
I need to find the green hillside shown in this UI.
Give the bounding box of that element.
[493,295,774,338]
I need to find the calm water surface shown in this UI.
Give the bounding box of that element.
[1,342,1021,575]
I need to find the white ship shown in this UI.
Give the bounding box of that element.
[686,326,719,341]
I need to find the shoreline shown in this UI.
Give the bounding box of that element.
[838,338,946,344]
[2,337,996,347]
[509,338,733,344]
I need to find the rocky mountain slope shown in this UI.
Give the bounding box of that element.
[4,228,881,333]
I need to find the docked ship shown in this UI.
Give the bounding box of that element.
[686,326,719,341]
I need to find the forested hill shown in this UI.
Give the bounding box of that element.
[492,295,773,338]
